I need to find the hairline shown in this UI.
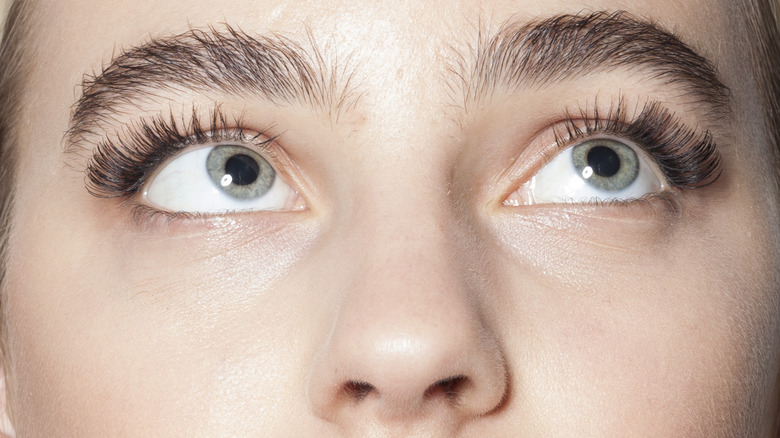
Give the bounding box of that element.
[0,3,38,411]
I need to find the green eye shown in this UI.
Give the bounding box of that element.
[571,139,639,192]
[504,137,668,206]
[143,144,297,213]
[206,145,276,200]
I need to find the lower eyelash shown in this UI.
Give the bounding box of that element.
[85,106,274,199]
[554,97,722,189]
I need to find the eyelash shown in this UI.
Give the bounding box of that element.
[85,107,275,199]
[84,99,721,211]
[552,97,722,189]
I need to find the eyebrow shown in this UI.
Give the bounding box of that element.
[451,11,731,116]
[67,11,730,148]
[67,25,354,146]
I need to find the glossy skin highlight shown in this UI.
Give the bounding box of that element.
[1,0,779,436]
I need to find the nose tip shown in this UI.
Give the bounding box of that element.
[308,312,508,425]
[307,200,509,430]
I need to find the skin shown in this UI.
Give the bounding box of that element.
[1,0,779,436]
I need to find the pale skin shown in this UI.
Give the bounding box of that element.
[0,0,779,436]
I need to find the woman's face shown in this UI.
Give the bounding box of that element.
[2,0,778,436]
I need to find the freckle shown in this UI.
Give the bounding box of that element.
[396,68,404,80]
[350,114,368,127]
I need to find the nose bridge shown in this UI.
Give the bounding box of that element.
[336,157,469,311]
[340,179,475,348]
[360,195,457,297]
[307,180,507,430]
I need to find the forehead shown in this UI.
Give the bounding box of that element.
[41,0,727,36]
[14,0,768,222]
[32,0,736,96]
[24,0,744,155]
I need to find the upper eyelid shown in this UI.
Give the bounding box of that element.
[544,98,722,189]
[82,107,282,199]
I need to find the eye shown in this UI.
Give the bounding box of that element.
[142,144,300,213]
[505,138,667,206]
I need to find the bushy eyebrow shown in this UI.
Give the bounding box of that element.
[66,25,355,147]
[450,11,731,116]
[66,12,730,150]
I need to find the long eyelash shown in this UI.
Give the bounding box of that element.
[554,97,722,189]
[85,106,274,198]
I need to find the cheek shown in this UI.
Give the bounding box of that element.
[1,177,325,434]
[486,204,779,435]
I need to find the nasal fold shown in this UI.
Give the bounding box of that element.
[307,228,508,429]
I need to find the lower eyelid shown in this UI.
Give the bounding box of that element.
[497,190,686,228]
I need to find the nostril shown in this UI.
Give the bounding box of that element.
[424,375,469,402]
[343,380,375,402]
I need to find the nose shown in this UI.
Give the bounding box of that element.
[307,212,508,433]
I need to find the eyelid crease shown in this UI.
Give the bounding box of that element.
[551,95,722,189]
[84,105,278,199]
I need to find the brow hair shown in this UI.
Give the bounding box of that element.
[67,25,357,148]
[449,11,731,118]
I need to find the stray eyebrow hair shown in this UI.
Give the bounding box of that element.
[451,11,731,116]
[66,25,355,148]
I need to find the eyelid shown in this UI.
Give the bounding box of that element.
[83,106,283,200]
[495,96,722,209]
[548,97,722,190]
[505,136,669,206]
[141,143,302,214]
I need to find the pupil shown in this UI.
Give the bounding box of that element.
[587,145,621,178]
[224,154,260,186]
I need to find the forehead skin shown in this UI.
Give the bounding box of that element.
[3,0,780,437]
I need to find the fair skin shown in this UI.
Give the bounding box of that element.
[0,0,778,436]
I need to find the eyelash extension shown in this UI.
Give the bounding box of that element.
[554,97,722,189]
[85,106,275,198]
